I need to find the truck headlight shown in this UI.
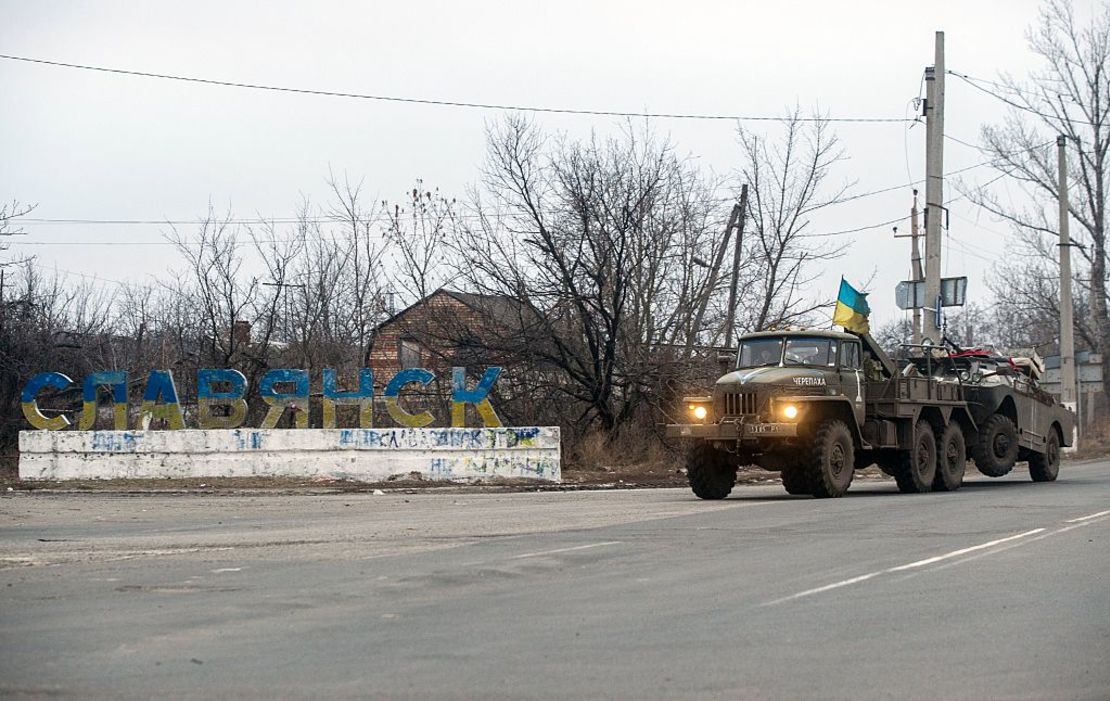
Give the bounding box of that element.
[683,396,713,424]
[782,404,799,420]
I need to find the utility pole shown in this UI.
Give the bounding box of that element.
[910,189,924,345]
[724,184,750,348]
[1057,134,1079,439]
[923,31,946,344]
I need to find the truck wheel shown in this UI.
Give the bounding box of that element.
[1028,430,1061,482]
[686,443,737,499]
[895,421,937,493]
[804,419,855,498]
[933,422,967,492]
[972,414,1019,477]
[780,467,811,495]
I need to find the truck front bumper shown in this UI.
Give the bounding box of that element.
[665,421,798,440]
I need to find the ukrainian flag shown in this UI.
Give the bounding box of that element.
[833,278,870,334]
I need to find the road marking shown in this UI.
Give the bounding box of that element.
[885,529,1045,572]
[1066,509,1110,523]
[211,567,242,573]
[763,528,1045,606]
[509,541,622,560]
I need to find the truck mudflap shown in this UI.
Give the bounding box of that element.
[665,421,798,440]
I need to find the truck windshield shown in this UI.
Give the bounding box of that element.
[737,338,783,368]
[783,337,838,367]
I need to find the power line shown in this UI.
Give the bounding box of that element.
[947,70,1076,104]
[947,69,1096,127]
[13,153,1019,233]
[0,53,915,124]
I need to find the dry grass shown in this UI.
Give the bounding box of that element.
[1072,417,1110,459]
[568,424,674,473]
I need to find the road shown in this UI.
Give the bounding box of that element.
[1,461,1108,700]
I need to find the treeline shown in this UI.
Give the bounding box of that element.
[0,110,1065,465]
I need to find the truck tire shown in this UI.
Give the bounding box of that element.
[804,419,855,498]
[972,414,1019,477]
[895,420,937,493]
[1028,430,1061,482]
[780,467,811,495]
[686,443,737,499]
[933,422,967,492]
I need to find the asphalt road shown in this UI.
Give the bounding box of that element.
[2,461,1109,700]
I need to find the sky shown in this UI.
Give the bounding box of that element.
[0,0,1069,329]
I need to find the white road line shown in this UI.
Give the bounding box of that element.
[1066,509,1110,523]
[509,541,622,560]
[885,529,1045,572]
[763,528,1045,606]
[927,515,1110,573]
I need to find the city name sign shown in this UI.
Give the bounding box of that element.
[21,367,502,431]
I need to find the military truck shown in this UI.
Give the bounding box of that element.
[666,329,1074,499]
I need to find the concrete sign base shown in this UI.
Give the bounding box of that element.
[18,427,561,483]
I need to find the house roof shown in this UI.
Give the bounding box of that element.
[371,288,540,337]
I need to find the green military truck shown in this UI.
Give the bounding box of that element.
[666,329,1075,499]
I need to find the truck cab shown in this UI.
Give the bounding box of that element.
[671,330,868,448]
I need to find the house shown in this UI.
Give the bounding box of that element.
[366,288,540,398]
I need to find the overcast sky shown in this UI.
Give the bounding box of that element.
[1,1,1071,328]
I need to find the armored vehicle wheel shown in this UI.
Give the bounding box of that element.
[780,466,811,495]
[1028,430,1061,482]
[686,443,737,499]
[933,422,967,492]
[895,421,937,493]
[972,414,1019,477]
[804,419,855,498]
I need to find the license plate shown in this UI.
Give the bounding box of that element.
[744,423,794,435]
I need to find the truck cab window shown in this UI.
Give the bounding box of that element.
[738,339,783,368]
[783,338,835,368]
[842,342,861,369]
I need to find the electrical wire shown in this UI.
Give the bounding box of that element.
[9,153,1019,233]
[0,53,915,124]
[947,70,1096,127]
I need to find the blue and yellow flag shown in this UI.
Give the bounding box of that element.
[833,278,870,334]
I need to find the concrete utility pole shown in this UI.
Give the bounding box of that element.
[1057,135,1079,435]
[923,31,946,344]
[724,184,750,348]
[910,189,924,345]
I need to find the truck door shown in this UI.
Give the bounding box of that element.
[840,341,866,426]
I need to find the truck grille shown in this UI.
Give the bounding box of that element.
[722,392,758,416]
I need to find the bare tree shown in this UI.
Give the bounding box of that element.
[0,263,116,459]
[448,117,730,431]
[737,111,850,331]
[383,181,456,305]
[326,172,388,365]
[966,0,1110,391]
[1,200,34,268]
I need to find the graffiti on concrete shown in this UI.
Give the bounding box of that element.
[18,426,562,483]
[21,367,503,431]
